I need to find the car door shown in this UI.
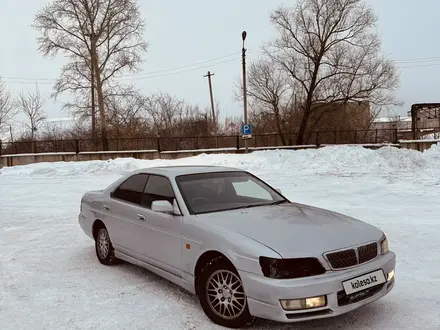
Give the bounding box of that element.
[131,174,183,278]
[104,173,150,255]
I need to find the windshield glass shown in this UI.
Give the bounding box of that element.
[175,171,287,215]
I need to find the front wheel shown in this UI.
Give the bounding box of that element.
[197,258,253,328]
[95,226,117,265]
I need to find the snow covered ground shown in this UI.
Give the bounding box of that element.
[1,145,440,329]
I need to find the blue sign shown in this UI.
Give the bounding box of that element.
[241,123,253,136]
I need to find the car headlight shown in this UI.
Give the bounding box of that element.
[381,236,389,255]
[259,257,326,279]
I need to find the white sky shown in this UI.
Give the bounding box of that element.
[1,0,440,124]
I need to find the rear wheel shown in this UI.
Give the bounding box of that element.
[197,258,253,328]
[95,226,117,265]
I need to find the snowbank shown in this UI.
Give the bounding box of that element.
[1,145,439,179]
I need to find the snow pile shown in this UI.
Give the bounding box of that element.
[1,145,439,179]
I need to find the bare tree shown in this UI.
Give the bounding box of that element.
[264,0,401,144]
[15,85,47,141]
[235,60,296,145]
[33,0,148,150]
[0,79,16,136]
[105,85,149,137]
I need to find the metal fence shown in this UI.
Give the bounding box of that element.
[0,128,433,156]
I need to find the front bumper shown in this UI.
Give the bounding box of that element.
[238,251,396,323]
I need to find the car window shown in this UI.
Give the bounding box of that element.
[232,180,272,200]
[142,175,175,209]
[112,174,149,205]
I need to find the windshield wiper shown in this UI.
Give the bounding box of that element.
[241,200,288,208]
[269,200,289,206]
[222,200,289,212]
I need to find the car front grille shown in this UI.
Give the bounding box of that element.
[324,242,378,270]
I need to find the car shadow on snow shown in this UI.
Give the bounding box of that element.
[74,246,388,329]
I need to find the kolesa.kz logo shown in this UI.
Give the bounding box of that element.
[351,275,378,290]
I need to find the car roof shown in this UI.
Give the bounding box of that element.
[135,165,245,177]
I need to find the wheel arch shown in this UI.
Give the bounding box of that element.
[92,219,106,240]
[194,250,236,296]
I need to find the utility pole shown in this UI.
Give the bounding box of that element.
[204,71,218,147]
[204,71,217,128]
[241,31,249,153]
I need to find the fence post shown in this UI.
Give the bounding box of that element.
[0,140,2,156]
[315,132,319,146]
[74,139,79,154]
[236,135,240,151]
[394,129,398,144]
[375,129,378,144]
[157,136,161,153]
[255,134,258,148]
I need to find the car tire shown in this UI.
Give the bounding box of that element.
[95,226,117,266]
[197,257,253,328]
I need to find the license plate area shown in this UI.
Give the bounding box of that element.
[342,269,386,295]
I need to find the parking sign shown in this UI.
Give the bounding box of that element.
[241,123,252,139]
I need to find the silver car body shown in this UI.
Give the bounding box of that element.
[78,165,396,323]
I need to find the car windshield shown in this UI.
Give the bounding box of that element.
[175,171,288,215]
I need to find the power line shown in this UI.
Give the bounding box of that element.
[2,57,244,85]
[118,57,240,81]
[247,49,440,65]
[399,62,440,69]
[3,51,438,86]
[123,52,240,78]
[394,56,440,63]
[0,52,241,84]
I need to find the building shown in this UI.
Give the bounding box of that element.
[372,116,412,131]
[408,103,440,139]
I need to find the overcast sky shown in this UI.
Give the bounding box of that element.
[1,0,440,124]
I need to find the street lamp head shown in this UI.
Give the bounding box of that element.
[242,31,247,41]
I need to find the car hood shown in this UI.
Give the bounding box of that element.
[196,203,383,258]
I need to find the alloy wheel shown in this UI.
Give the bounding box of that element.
[205,269,247,320]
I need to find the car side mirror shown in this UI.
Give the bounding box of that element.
[151,200,175,214]
[275,188,282,194]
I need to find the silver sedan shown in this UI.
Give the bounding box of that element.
[78,165,396,328]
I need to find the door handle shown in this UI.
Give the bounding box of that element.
[137,214,146,221]
[103,205,110,211]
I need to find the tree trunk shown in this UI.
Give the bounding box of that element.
[297,62,321,145]
[297,97,313,145]
[273,105,286,146]
[91,43,109,151]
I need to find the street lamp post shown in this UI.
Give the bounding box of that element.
[241,31,249,154]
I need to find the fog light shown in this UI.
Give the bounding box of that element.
[280,296,327,311]
[387,269,395,281]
